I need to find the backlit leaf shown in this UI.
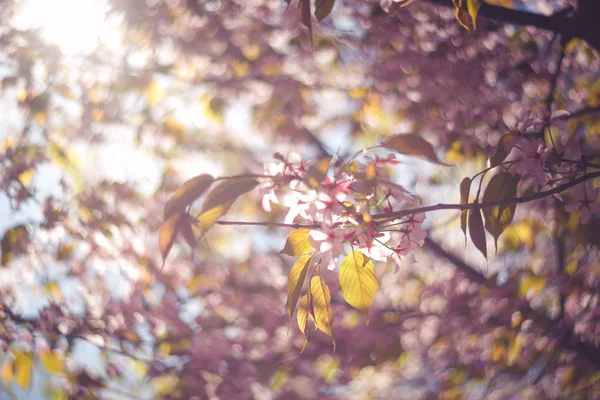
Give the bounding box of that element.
[482,172,520,251]
[310,275,335,346]
[297,294,311,335]
[315,0,334,22]
[297,294,311,352]
[381,134,450,165]
[40,351,64,374]
[339,251,378,311]
[198,177,258,234]
[159,213,180,266]
[164,174,214,220]
[286,255,313,317]
[468,203,487,259]
[280,228,314,256]
[13,351,33,390]
[459,177,472,244]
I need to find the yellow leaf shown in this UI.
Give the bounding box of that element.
[507,333,524,366]
[1,361,12,387]
[280,229,314,257]
[381,134,450,166]
[145,80,164,106]
[198,177,258,234]
[164,174,214,220]
[339,251,378,311]
[56,243,74,261]
[467,0,482,30]
[13,351,33,390]
[285,255,313,317]
[297,294,310,335]
[45,282,63,301]
[310,276,335,345]
[40,351,64,374]
[159,213,180,266]
[519,274,546,297]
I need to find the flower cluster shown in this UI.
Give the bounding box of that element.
[259,152,426,270]
[495,108,599,224]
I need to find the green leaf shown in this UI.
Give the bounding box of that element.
[468,203,487,259]
[315,0,334,22]
[482,172,520,251]
[13,351,33,390]
[197,177,258,234]
[159,213,180,267]
[285,255,313,317]
[310,276,335,346]
[280,228,314,256]
[339,251,378,311]
[459,177,472,245]
[381,134,450,166]
[164,174,213,220]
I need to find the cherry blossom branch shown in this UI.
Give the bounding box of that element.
[216,220,320,229]
[372,171,600,221]
[215,171,599,229]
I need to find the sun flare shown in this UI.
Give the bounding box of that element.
[13,0,121,56]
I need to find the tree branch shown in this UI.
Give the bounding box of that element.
[423,237,600,369]
[372,171,600,221]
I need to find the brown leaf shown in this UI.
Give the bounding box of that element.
[460,177,472,245]
[198,177,258,234]
[159,213,180,267]
[490,133,515,167]
[381,134,450,166]
[315,0,335,22]
[482,172,520,251]
[298,0,313,46]
[177,213,196,248]
[1,225,29,266]
[286,255,313,317]
[164,174,213,220]
[468,202,487,259]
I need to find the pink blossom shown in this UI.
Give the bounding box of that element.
[565,185,600,224]
[504,110,535,150]
[308,225,354,270]
[515,140,548,189]
[532,109,569,132]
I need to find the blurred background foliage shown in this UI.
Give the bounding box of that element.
[0,0,600,398]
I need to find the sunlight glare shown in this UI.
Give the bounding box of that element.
[13,0,121,56]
